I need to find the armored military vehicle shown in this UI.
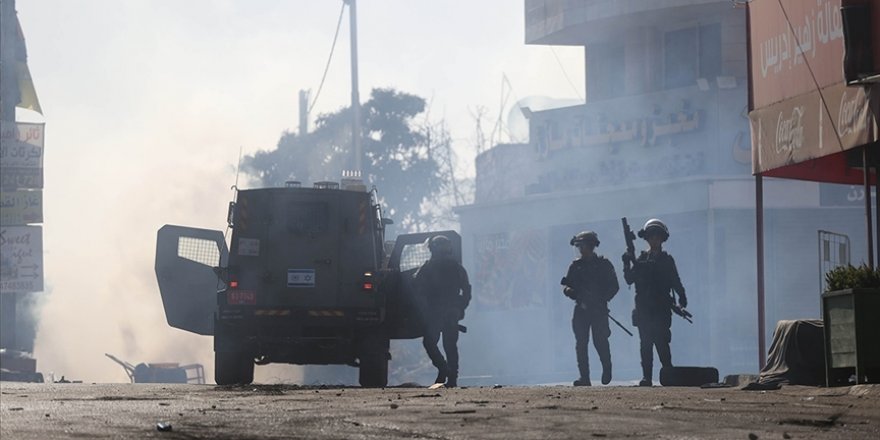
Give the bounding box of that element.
[154,180,460,386]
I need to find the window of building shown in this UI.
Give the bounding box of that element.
[587,41,625,101]
[664,23,722,90]
[664,27,699,89]
[699,23,722,81]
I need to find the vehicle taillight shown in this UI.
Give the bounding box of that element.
[362,272,374,292]
[230,280,239,288]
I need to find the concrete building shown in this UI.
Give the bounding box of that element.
[456,0,870,384]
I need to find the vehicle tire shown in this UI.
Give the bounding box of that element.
[215,351,254,385]
[358,354,388,388]
[358,334,389,388]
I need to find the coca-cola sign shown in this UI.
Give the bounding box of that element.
[775,106,805,154]
[750,82,877,178]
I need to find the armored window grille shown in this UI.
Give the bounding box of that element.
[178,237,221,267]
[399,243,431,272]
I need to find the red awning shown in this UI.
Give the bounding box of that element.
[760,147,877,184]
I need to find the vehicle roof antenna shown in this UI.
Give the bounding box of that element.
[225,146,244,240]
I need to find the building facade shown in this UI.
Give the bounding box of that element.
[455,0,870,384]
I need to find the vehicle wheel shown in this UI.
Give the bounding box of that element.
[358,354,388,388]
[358,334,389,388]
[215,351,254,385]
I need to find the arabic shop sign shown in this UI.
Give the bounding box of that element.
[0,225,44,294]
[749,0,845,109]
[533,103,701,157]
[0,190,43,225]
[0,121,45,190]
[820,184,876,207]
[0,121,44,168]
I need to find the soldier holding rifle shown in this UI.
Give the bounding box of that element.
[622,218,689,387]
[561,231,620,386]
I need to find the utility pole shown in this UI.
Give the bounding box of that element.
[298,89,310,136]
[346,0,362,173]
[0,0,18,352]
[1,0,18,122]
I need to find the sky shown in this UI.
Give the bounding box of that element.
[14,0,585,383]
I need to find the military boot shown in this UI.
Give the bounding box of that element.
[601,363,612,385]
[573,378,591,387]
[639,363,652,387]
[446,373,458,388]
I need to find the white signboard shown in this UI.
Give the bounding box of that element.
[0,122,45,169]
[1,122,45,190]
[0,190,43,225]
[0,226,44,294]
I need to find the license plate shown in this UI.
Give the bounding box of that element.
[287,269,315,288]
[227,290,256,305]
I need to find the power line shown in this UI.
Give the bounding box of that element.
[309,2,347,114]
[772,0,844,150]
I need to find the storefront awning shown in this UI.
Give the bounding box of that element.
[748,0,879,183]
[749,82,878,184]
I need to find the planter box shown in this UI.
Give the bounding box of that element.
[822,288,880,386]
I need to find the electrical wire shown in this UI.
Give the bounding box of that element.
[770,0,844,150]
[309,2,347,114]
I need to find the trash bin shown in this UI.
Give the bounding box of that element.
[822,288,880,386]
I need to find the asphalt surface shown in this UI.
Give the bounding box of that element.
[1,382,879,439]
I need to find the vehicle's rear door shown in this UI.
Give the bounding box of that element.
[155,225,229,335]
[385,230,462,339]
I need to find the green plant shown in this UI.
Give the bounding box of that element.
[824,264,880,292]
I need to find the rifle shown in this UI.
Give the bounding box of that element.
[621,217,636,264]
[561,277,633,337]
[671,303,693,324]
[606,312,634,336]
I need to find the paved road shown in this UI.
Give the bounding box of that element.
[1,382,878,439]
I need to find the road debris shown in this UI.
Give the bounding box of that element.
[441,409,477,414]
[156,422,172,432]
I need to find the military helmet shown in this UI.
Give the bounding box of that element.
[638,218,669,240]
[570,231,600,247]
[427,234,453,254]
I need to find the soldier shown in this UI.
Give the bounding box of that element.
[414,234,471,388]
[622,219,687,387]
[562,231,619,386]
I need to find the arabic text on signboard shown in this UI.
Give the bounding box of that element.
[0,121,45,169]
[0,190,43,225]
[749,0,845,109]
[0,167,43,190]
[0,225,44,294]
